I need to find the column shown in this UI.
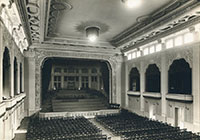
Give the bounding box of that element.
[192,39,200,132]
[51,74,54,89]
[140,61,145,113]
[125,59,129,107]
[17,62,20,94]
[0,21,3,102]
[24,57,35,116]
[51,66,54,89]
[88,76,91,88]
[161,54,168,121]
[88,69,91,88]
[79,76,81,90]
[22,60,25,92]
[61,76,64,89]
[61,69,64,89]
[10,56,14,97]
[97,76,100,90]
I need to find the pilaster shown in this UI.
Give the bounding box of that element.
[60,68,64,89]
[24,57,36,116]
[79,76,81,89]
[22,60,25,92]
[0,22,2,102]
[17,61,20,94]
[10,54,14,97]
[125,59,129,107]
[193,44,200,132]
[140,61,145,112]
[161,53,168,121]
[97,76,100,90]
[88,76,91,88]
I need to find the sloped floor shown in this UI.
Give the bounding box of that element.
[13,117,121,140]
[89,119,121,140]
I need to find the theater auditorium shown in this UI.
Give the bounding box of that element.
[1,0,200,140]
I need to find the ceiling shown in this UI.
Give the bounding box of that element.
[16,0,200,51]
[46,0,171,42]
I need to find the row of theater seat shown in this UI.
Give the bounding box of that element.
[26,116,107,140]
[95,110,200,140]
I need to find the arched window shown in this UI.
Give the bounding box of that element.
[20,63,23,93]
[3,47,11,99]
[145,64,160,92]
[168,59,191,94]
[129,67,140,91]
[14,57,18,95]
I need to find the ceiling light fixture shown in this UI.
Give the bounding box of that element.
[86,26,100,42]
[122,0,142,8]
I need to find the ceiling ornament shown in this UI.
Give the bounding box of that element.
[123,13,200,51]
[112,0,200,48]
[47,0,72,36]
[26,0,40,42]
[75,21,109,35]
[136,15,151,23]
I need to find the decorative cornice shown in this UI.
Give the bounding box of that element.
[15,0,32,45]
[0,112,6,118]
[166,45,193,70]
[29,43,121,55]
[112,0,200,49]
[33,49,120,109]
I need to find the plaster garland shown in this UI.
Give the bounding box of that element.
[33,49,120,109]
[166,47,193,70]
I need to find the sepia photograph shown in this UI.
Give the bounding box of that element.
[0,0,200,139]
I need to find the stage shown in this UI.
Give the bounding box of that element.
[39,109,120,119]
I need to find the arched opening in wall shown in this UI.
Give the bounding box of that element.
[168,59,192,94]
[14,57,18,95]
[129,67,140,91]
[145,64,160,92]
[41,57,111,112]
[3,47,11,99]
[20,63,23,93]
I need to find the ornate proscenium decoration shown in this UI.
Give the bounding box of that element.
[121,0,142,8]
[85,26,100,42]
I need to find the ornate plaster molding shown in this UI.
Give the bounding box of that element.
[166,46,193,70]
[142,53,162,72]
[127,62,141,74]
[117,1,200,50]
[25,0,40,42]
[33,49,120,109]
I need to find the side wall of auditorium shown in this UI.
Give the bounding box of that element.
[122,23,200,133]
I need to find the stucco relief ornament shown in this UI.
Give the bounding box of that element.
[34,49,118,108]
[166,47,193,70]
[128,62,140,73]
[143,58,161,72]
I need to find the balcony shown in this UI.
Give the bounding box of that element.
[143,92,161,99]
[127,91,140,97]
[166,93,193,102]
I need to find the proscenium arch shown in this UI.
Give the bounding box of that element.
[39,57,114,108]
